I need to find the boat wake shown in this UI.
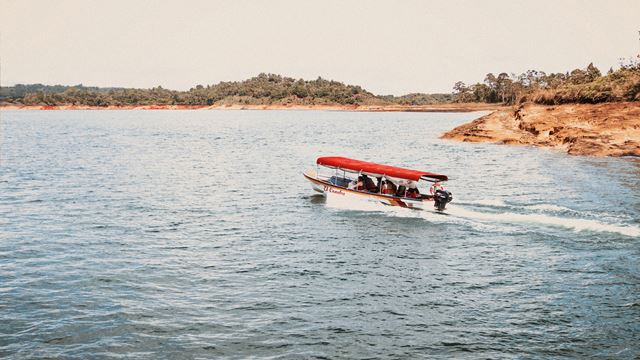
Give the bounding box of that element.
[445,205,640,237]
[325,193,640,237]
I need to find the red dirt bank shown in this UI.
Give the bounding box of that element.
[441,102,640,157]
[0,103,501,112]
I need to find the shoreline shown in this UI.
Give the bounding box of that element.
[0,103,502,112]
[7,101,637,158]
[441,102,640,157]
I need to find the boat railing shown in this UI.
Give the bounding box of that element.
[316,173,432,201]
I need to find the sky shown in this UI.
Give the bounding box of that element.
[1,0,639,95]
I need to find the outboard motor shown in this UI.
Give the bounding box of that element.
[433,189,453,211]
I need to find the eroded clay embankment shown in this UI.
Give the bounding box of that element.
[441,102,640,157]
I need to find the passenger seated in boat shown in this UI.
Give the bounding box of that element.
[348,177,363,190]
[396,185,406,197]
[374,177,383,193]
[362,175,377,192]
[391,182,398,195]
[381,180,397,195]
[429,182,445,195]
[406,187,419,198]
[354,176,365,191]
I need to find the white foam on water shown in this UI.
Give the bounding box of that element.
[324,193,502,232]
[460,198,508,207]
[527,204,573,212]
[460,199,630,223]
[412,207,505,232]
[522,203,631,223]
[460,200,573,216]
[325,193,639,238]
[447,205,640,238]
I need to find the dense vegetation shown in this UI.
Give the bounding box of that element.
[0,84,124,99]
[0,74,451,107]
[452,58,640,105]
[3,60,638,107]
[379,93,454,105]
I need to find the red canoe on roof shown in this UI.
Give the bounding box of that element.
[316,156,448,181]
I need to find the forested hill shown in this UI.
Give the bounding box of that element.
[452,61,640,105]
[0,74,453,107]
[4,63,637,107]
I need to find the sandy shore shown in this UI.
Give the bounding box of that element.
[441,102,640,157]
[0,103,502,112]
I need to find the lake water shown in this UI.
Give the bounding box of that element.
[1,110,639,359]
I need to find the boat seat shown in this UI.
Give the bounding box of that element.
[328,176,352,187]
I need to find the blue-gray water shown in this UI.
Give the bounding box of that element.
[1,110,639,359]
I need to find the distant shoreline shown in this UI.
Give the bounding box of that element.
[5,101,639,158]
[0,103,502,112]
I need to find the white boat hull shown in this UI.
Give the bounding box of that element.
[303,169,434,210]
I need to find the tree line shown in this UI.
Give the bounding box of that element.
[452,59,640,105]
[0,74,451,107]
[2,62,638,107]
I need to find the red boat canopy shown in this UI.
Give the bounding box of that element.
[316,156,448,181]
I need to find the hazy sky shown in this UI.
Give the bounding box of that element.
[1,0,639,94]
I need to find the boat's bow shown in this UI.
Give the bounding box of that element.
[303,169,325,193]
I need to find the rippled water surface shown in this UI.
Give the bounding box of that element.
[1,110,639,358]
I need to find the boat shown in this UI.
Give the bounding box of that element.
[303,156,453,211]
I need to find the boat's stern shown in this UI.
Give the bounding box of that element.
[433,189,453,211]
